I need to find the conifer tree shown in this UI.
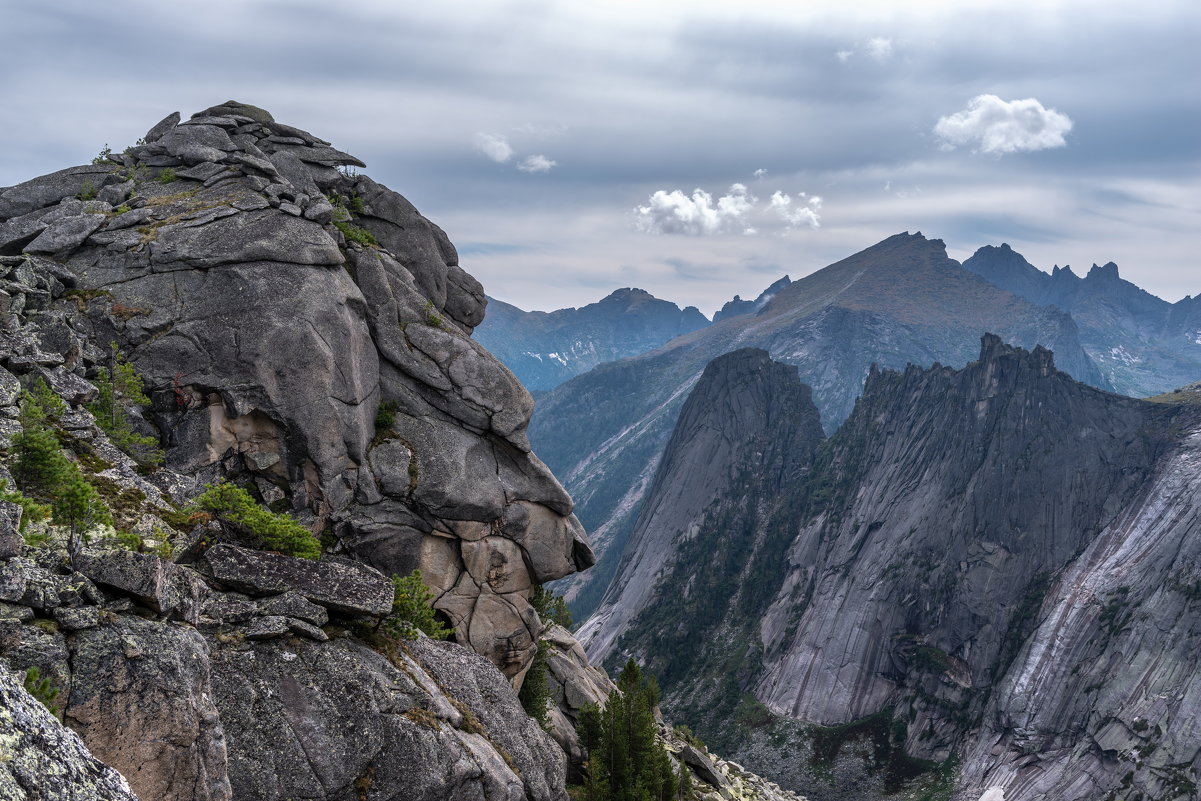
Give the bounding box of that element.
[576,659,685,801]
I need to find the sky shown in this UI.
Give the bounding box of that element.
[1,0,1198,316]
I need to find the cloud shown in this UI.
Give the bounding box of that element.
[635,184,757,235]
[753,168,768,179]
[474,132,513,163]
[835,49,853,63]
[517,154,557,173]
[866,37,893,62]
[635,184,822,235]
[934,95,1073,155]
[770,191,822,229]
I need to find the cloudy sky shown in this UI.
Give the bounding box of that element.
[2,0,1198,315]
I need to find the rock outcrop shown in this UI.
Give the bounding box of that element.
[0,100,594,688]
[963,243,1201,397]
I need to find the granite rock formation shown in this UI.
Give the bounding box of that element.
[474,288,709,391]
[712,275,791,323]
[0,100,594,687]
[0,662,138,801]
[587,336,1201,801]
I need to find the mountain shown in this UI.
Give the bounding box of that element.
[473,287,709,390]
[534,232,1106,619]
[577,348,825,665]
[963,243,1201,396]
[712,275,792,322]
[586,337,1201,801]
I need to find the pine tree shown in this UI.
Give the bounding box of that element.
[576,659,684,801]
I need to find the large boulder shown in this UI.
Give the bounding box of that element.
[198,544,393,617]
[0,663,138,801]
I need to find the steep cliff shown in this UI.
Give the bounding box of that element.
[536,232,1105,620]
[592,335,1201,801]
[577,348,825,665]
[474,287,709,391]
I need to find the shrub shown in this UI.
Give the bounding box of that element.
[333,218,379,247]
[12,391,112,562]
[189,481,321,559]
[86,346,163,466]
[0,480,51,535]
[158,167,177,184]
[91,144,112,165]
[531,584,573,630]
[385,569,452,641]
[519,640,552,726]
[374,401,397,434]
[23,666,61,716]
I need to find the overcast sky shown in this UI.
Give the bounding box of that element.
[2,0,1198,315]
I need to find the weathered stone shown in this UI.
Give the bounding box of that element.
[286,618,328,641]
[256,591,328,626]
[0,558,32,602]
[461,536,531,594]
[175,162,228,183]
[0,165,120,220]
[74,548,208,622]
[0,499,21,559]
[0,662,139,800]
[53,605,100,631]
[68,616,231,801]
[200,544,393,617]
[201,592,257,624]
[144,111,182,143]
[34,365,97,405]
[244,615,289,640]
[96,180,133,207]
[24,213,106,255]
[148,208,342,269]
[0,601,33,622]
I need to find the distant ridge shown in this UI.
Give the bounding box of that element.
[474,287,709,390]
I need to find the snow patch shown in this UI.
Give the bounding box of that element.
[1192,329,1201,345]
[979,789,1005,801]
[1107,346,1139,365]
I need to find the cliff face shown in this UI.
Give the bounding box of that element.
[473,287,709,391]
[0,102,602,801]
[592,335,1201,801]
[578,348,825,665]
[536,232,1105,621]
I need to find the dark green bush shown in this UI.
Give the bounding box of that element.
[87,347,162,466]
[385,569,453,640]
[190,481,321,559]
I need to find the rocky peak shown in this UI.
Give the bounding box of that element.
[0,102,595,690]
[579,347,825,665]
[713,275,791,323]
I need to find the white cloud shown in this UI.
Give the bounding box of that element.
[835,49,853,63]
[635,184,757,235]
[866,37,893,62]
[770,191,822,229]
[635,184,822,235]
[518,154,557,173]
[474,132,513,163]
[753,168,768,179]
[934,94,1073,155]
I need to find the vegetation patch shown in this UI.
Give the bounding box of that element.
[189,481,321,559]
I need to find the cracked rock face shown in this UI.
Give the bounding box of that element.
[0,101,594,685]
[0,663,138,801]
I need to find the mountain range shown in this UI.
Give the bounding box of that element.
[578,337,1201,801]
[527,232,1159,618]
